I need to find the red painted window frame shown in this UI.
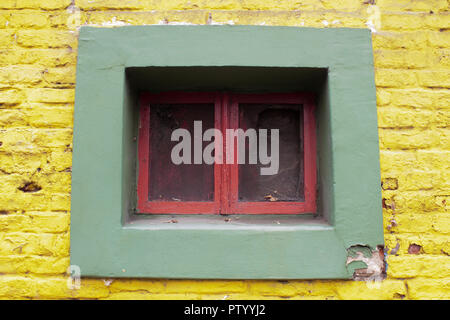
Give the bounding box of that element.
[137,92,222,214]
[137,92,317,215]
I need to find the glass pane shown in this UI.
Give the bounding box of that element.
[149,103,215,201]
[238,103,304,202]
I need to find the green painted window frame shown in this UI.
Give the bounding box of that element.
[71,25,383,279]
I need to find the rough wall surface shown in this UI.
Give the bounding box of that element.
[0,0,449,299]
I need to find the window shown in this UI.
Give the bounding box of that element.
[137,92,316,215]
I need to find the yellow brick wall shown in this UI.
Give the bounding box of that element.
[0,0,449,300]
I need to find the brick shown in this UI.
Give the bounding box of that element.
[165,280,247,294]
[437,128,450,149]
[234,0,323,11]
[398,171,439,191]
[335,280,406,300]
[377,0,448,12]
[35,277,110,299]
[392,191,443,213]
[386,213,434,234]
[33,172,72,193]
[0,232,69,256]
[0,31,14,48]
[428,31,450,48]
[49,11,86,28]
[24,105,73,128]
[380,151,416,173]
[105,292,200,300]
[372,32,428,50]
[42,67,76,85]
[376,88,391,106]
[416,150,450,171]
[0,255,69,274]
[375,69,417,87]
[388,89,435,108]
[0,128,72,153]
[0,151,14,173]
[407,278,450,299]
[0,276,37,298]
[198,293,266,300]
[108,279,166,293]
[431,48,450,67]
[75,0,147,10]
[0,13,8,28]
[0,173,26,193]
[436,110,450,127]
[439,171,450,190]
[86,11,159,26]
[0,1,18,9]
[417,70,450,88]
[0,48,77,67]
[320,0,362,11]
[32,129,73,148]
[241,0,289,10]
[378,108,433,128]
[0,212,69,233]
[16,0,72,10]
[429,89,449,109]
[0,192,70,211]
[0,65,43,85]
[385,233,450,255]
[387,255,450,278]
[0,0,71,9]
[433,214,450,234]
[248,281,298,297]
[16,30,77,48]
[8,11,50,28]
[291,280,337,297]
[425,14,450,29]
[27,88,75,103]
[43,149,72,172]
[381,14,425,31]
[48,193,71,211]
[382,177,398,190]
[435,195,450,212]
[0,109,27,127]
[1,151,48,174]
[187,0,242,10]
[374,49,430,68]
[379,129,438,149]
[0,129,34,153]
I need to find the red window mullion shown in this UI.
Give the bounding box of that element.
[214,93,223,214]
[302,96,317,213]
[220,93,230,214]
[226,95,239,215]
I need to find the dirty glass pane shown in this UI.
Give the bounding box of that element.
[149,103,215,201]
[238,103,304,202]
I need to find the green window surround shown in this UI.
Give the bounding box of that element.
[71,25,383,279]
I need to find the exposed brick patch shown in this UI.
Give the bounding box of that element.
[18,181,42,193]
[408,244,423,255]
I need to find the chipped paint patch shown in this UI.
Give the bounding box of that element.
[100,17,131,27]
[366,5,381,33]
[347,245,386,281]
